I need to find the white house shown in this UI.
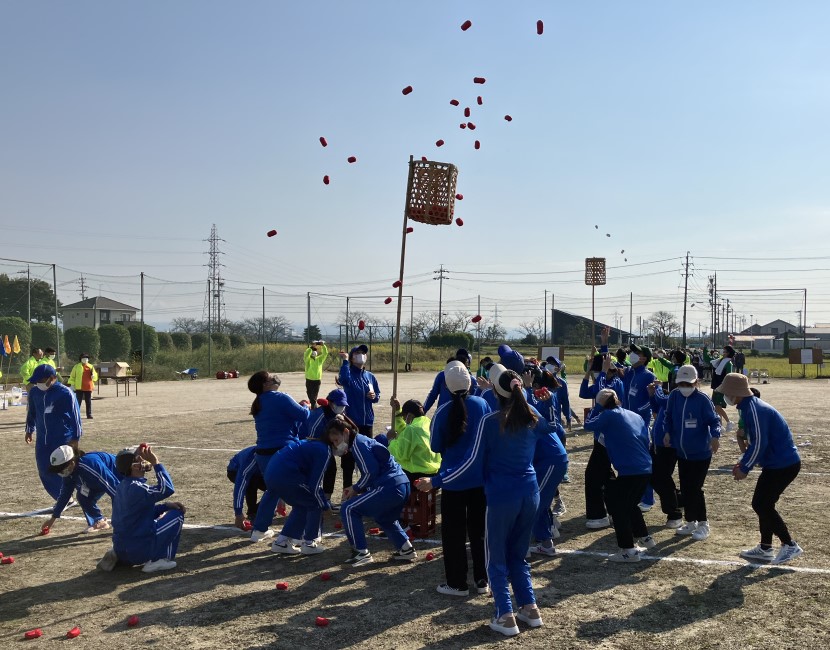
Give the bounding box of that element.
[62,297,140,330]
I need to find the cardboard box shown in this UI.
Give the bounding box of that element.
[99,362,131,378]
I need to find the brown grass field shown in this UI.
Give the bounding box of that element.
[1,371,828,649]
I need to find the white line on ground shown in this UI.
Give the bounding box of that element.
[2,510,826,574]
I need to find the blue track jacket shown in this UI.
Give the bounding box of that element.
[25,383,82,450]
[584,405,652,476]
[53,452,120,518]
[423,370,475,413]
[227,446,261,516]
[554,377,571,425]
[622,365,656,423]
[112,464,176,556]
[301,407,338,440]
[649,386,670,449]
[429,395,491,491]
[736,396,800,474]
[663,389,721,460]
[339,361,380,427]
[266,440,332,509]
[431,406,547,503]
[253,391,310,450]
[351,434,408,491]
[579,373,625,403]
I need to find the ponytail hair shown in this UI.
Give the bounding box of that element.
[248,370,270,417]
[496,371,538,433]
[446,391,468,447]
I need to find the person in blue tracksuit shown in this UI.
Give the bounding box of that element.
[227,446,265,529]
[418,368,547,637]
[580,355,624,528]
[423,348,475,413]
[246,370,310,541]
[100,445,185,573]
[25,364,83,502]
[647,377,683,528]
[265,436,333,555]
[331,418,415,566]
[528,424,569,557]
[717,373,804,565]
[43,446,122,533]
[543,356,573,429]
[302,388,354,508]
[429,361,492,597]
[662,365,721,541]
[497,344,526,375]
[584,389,654,562]
[338,345,381,487]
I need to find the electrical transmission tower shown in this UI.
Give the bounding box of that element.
[203,224,226,332]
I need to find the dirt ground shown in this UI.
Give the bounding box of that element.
[1,371,828,649]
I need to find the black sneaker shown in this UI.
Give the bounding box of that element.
[391,546,417,562]
[476,579,491,595]
[344,549,372,566]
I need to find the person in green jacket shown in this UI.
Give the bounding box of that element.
[387,398,441,482]
[20,347,44,386]
[303,340,329,407]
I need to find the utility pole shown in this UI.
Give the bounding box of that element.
[307,292,311,344]
[543,290,548,345]
[434,264,448,333]
[682,252,690,348]
[78,275,88,300]
[550,293,555,344]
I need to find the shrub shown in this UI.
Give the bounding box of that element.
[65,327,100,361]
[127,323,160,361]
[157,331,175,351]
[30,322,63,353]
[229,333,247,349]
[211,332,231,350]
[171,332,192,351]
[0,316,32,375]
[192,333,209,349]
[427,331,474,350]
[99,324,132,361]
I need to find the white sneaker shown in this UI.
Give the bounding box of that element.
[771,542,803,565]
[142,558,177,573]
[676,521,698,536]
[436,583,469,597]
[638,502,653,513]
[665,518,683,529]
[515,605,544,628]
[489,613,520,637]
[271,540,301,555]
[552,499,567,517]
[476,579,490,595]
[740,545,775,561]
[638,535,657,549]
[529,543,556,557]
[300,541,324,555]
[586,516,611,529]
[250,528,275,543]
[85,519,111,534]
[552,515,562,530]
[691,521,710,540]
[609,548,642,563]
[725,421,736,433]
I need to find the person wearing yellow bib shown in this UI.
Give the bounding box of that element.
[68,353,98,419]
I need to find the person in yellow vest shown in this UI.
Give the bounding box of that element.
[303,340,329,406]
[42,347,65,383]
[68,353,98,419]
[21,348,44,387]
[386,398,441,482]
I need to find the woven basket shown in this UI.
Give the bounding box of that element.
[405,159,459,225]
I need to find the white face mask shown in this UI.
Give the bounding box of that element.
[629,353,640,365]
[81,358,89,364]
[331,404,345,415]
[48,355,55,360]
[724,395,737,406]
[353,353,366,365]
[678,386,695,397]
[332,442,349,457]
[36,382,50,391]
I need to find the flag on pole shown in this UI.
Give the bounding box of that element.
[0,338,7,357]
[3,335,10,355]
[12,335,20,354]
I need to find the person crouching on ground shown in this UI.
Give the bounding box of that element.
[332,418,416,567]
[98,445,185,573]
[387,397,441,483]
[584,389,654,563]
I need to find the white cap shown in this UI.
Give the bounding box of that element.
[444,361,471,393]
[675,364,698,384]
[487,363,506,391]
[596,388,617,406]
[50,445,75,467]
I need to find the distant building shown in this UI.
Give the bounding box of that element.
[550,308,630,347]
[62,297,140,330]
[740,319,799,337]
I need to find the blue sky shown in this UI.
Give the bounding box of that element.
[2,1,829,336]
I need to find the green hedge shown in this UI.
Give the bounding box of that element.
[171,332,192,351]
[65,327,100,361]
[192,333,209,349]
[157,331,175,351]
[127,323,159,361]
[229,333,247,349]
[98,324,132,361]
[427,331,474,350]
[210,332,231,350]
[0,316,31,373]
[30,322,63,353]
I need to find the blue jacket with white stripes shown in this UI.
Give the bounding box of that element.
[431,406,547,503]
[423,370,475,413]
[301,407,339,440]
[25,382,83,451]
[736,396,800,474]
[584,405,652,476]
[253,391,310,450]
[622,364,656,423]
[429,395,491,491]
[649,386,670,449]
[265,440,332,509]
[579,373,625,403]
[227,446,262,516]
[53,452,120,518]
[664,389,721,460]
[112,464,176,556]
[339,362,380,427]
[351,434,408,491]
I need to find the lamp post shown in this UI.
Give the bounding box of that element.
[585,258,607,345]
